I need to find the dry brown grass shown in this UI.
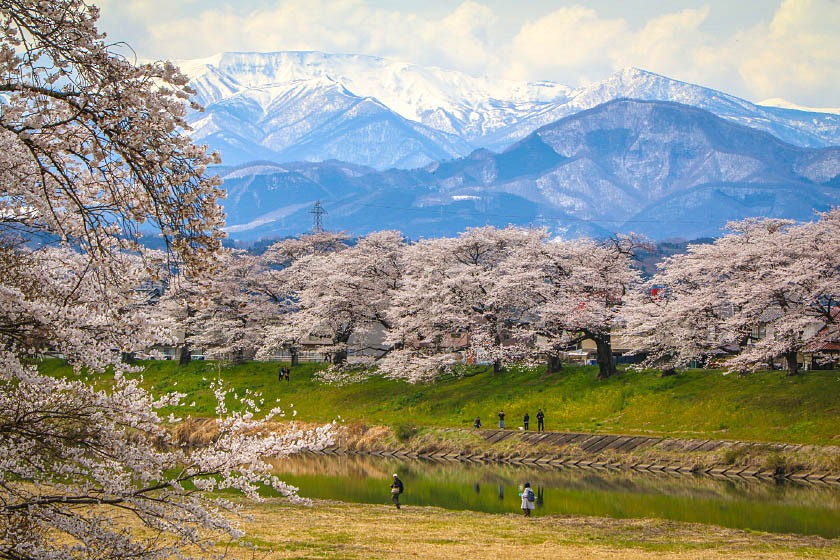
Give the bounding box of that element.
[210,499,839,560]
[171,417,220,447]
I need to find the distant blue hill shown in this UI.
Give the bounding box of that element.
[218,99,840,242]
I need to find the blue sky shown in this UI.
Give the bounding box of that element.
[96,0,839,108]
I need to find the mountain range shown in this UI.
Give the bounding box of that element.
[181,51,840,170]
[176,51,840,242]
[218,98,840,241]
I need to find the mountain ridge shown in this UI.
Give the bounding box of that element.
[217,98,840,242]
[181,51,840,170]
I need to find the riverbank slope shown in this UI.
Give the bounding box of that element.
[85,359,839,446]
[41,358,840,473]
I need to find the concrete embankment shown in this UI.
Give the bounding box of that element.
[324,426,840,484]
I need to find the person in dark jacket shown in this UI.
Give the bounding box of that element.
[390,473,404,509]
[536,409,545,432]
[523,412,530,430]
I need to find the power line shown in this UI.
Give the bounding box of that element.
[355,202,724,226]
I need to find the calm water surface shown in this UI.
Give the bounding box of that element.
[271,453,840,538]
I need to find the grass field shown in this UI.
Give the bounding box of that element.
[38,358,840,446]
[209,499,839,559]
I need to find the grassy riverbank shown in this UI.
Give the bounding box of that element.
[215,499,839,559]
[35,359,840,557]
[40,358,840,446]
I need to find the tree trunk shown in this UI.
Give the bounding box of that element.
[593,332,617,379]
[290,347,300,367]
[332,348,348,366]
[546,354,563,373]
[179,343,192,366]
[120,351,135,365]
[783,351,799,376]
[661,366,677,377]
[332,326,352,367]
[180,306,195,366]
[493,359,503,374]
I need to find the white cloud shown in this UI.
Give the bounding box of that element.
[615,8,711,75]
[431,1,502,74]
[94,0,840,107]
[732,0,840,106]
[508,6,628,84]
[506,1,839,106]
[111,0,502,76]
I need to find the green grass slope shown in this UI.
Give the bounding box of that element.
[37,359,840,446]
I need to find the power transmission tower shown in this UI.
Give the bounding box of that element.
[310,200,326,233]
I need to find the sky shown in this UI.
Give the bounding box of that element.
[95,0,840,108]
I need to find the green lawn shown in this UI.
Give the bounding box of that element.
[37,359,840,445]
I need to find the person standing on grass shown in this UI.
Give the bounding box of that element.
[536,409,545,432]
[390,473,404,509]
[474,416,481,429]
[498,409,505,429]
[523,412,530,431]
[519,482,535,517]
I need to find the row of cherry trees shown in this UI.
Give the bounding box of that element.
[161,228,641,382]
[168,210,840,383]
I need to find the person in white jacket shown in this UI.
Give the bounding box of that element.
[519,482,535,517]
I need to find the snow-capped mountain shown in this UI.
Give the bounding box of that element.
[219,99,840,242]
[179,51,840,170]
[180,51,569,138]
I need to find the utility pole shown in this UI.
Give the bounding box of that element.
[310,200,326,233]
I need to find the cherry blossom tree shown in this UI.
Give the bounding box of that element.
[185,249,273,364]
[381,227,542,380]
[260,231,404,367]
[154,266,204,365]
[256,231,350,365]
[0,2,331,558]
[0,0,225,269]
[159,248,288,365]
[493,233,577,374]
[625,214,840,375]
[622,239,739,373]
[532,235,647,379]
[376,228,644,381]
[483,233,648,380]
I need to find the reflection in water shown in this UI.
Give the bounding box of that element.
[270,453,840,538]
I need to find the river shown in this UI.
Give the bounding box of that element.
[271,453,840,538]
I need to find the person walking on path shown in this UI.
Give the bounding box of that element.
[536,409,545,432]
[498,410,505,429]
[390,473,404,509]
[519,482,536,517]
[474,416,481,429]
[523,412,530,431]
